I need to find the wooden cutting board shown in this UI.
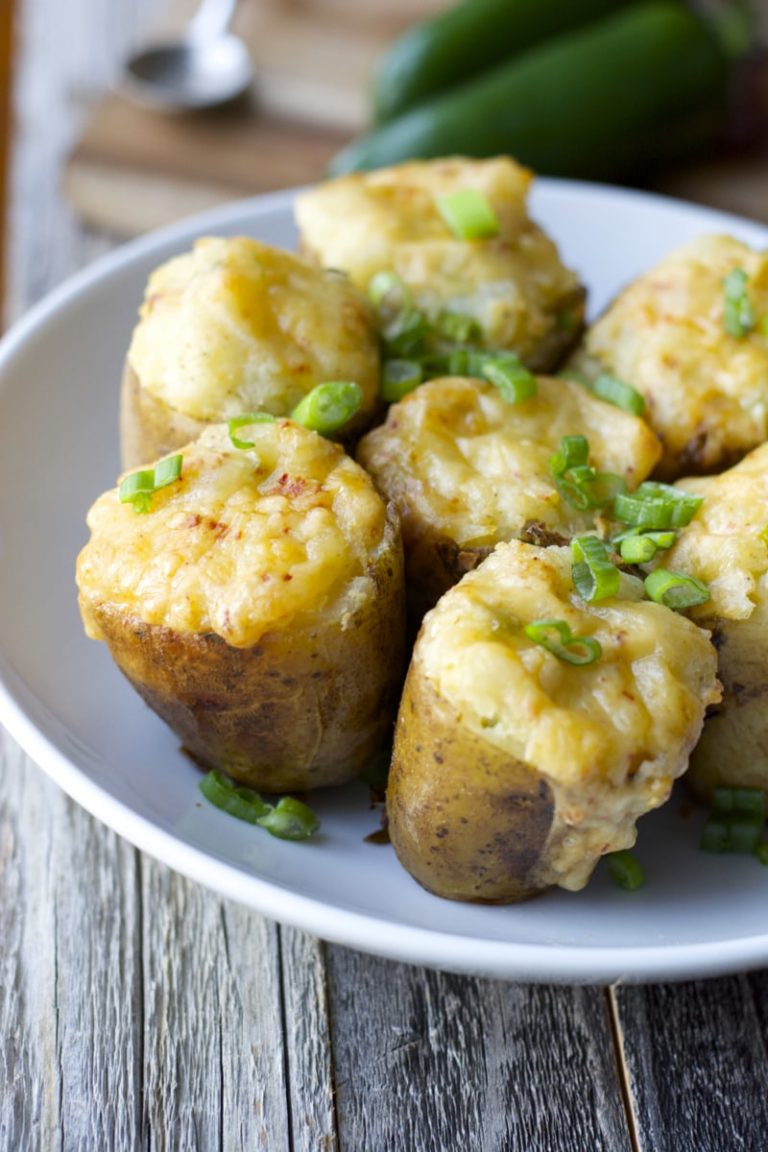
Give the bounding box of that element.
[64,0,444,236]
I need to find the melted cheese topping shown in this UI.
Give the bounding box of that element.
[127,236,379,423]
[418,541,718,889]
[295,157,583,363]
[574,234,768,476]
[77,423,389,648]
[357,375,661,547]
[665,443,768,621]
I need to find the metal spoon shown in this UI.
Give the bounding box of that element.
[123,0,253,112]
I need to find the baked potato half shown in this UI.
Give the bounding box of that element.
[658,443,768,800]
[122,236,381,468]
[77,421,406,792]
[569,234,768,479]
[295,156,586,372]
[356,374,662,619]
[387,541,719,902]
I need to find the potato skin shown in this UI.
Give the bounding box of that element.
[85,505,405,792]
[120,359,208,470]
[388,661,554,902]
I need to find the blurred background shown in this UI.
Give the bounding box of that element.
[1,0,767,320]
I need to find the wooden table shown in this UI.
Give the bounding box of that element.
[3,3,768,1149]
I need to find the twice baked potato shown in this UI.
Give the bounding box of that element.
[658,443,768,800]
[295,156,586,371]
[569,234,768,479]
[387,540,719,902]
[121,236,381,468]
[357,374,662,619]
[77,421,406,792]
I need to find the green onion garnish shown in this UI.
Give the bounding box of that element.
[436,189,500,241]
[436,311,482,343]
[118,453,183,513]
[382,305,428,357]
[290,380,363,435]
[617,530,677,564]
[550,435,590,476]
[701,786,768,858]
[644,569,710,611]
[524,619,602,666]
[613,482,703,530]
[571,535,620,602]
[711,787,767,822]
[481,355,537,404]
[701,817,762,854]
[381,358,423,402]
[368,270,407,311]
[549,435,626,511]
[228,412,276,450]
[606,850,645,891]
[199,770,320,841]
[592,373,646,417]
[723,267,754,338]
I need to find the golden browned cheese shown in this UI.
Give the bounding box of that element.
[571,234,768,478]
[388,541,719,902]
[660,444,768,798]
[356,374,662,617]
[77,422,406,791]
[295,157,585,370]
[125,235,380,445]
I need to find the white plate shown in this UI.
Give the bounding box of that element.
[2,179,768,985]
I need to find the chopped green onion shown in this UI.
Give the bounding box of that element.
[436,188,500,240]
[701,816,763,854]
[644,569,710,611]
[368,270,407,311]
[592,373,646,417]
[606,850,645,891]
[524,618,602,666]
[613,482,703,530]
[550,435,590,477]
[618,530,676,563]
[711,787,767,821]
[199,770,320,841]
[119,454,183,513]
[256,796,321,841]
[723,267,754,338]
[481,355,537,404]
[571,535,620,602]
[436,311,482,343]
[381,305,428,357]
[381,358,423,402]
[290,380,363,435]
[227,412,276,450]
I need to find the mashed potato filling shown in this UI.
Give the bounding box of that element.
[78,422,389,648]
[127,236,379,422]
[358,375,662,548]
[417,542,718,889]
[295,157,583,365]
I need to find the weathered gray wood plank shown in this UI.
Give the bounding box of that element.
[613,977,768,1152]
[325,947,632,1152]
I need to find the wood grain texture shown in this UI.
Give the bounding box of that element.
[325,947,633,1152]
[613,977,768,1152]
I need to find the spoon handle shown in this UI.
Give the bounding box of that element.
[189,0,239,42]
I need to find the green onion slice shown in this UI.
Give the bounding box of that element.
[701,816,763,854]
[524,619,602,666]
[481,355,537,404]
[571,535,620,602]
[381,358,423,403]
[199,771,320,841]
[606,850,645,891]
[119,454,183,513]
[617,530,677,564]
[550,435,590,477]
[368,270,407,312]
[592,373,646,416]
[613,482,703,530]
[557,467,627,511]
[381,305,428,357]
[436,311,482,343]
[448,348,490,377]
[644,569,710,611]
[228,412,276,450]
[436,188,500,240]
[723,267,754,338]
[711,786,767,822]
[290,380,363,435]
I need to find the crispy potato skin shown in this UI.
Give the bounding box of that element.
[120,360,208,470]
[86,508,405,792]
[388,662,554,903]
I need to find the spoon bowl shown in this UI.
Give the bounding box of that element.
[124,32,253,111]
